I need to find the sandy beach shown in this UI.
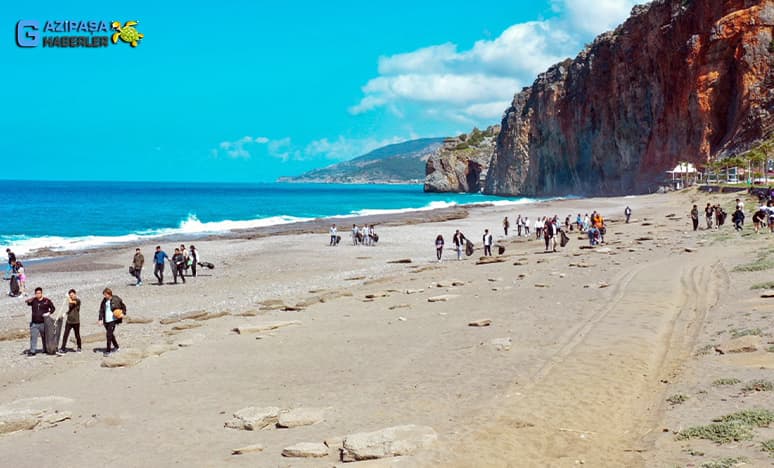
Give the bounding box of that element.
[1,189,773,467]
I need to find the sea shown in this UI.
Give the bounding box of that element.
[0,181,540,257]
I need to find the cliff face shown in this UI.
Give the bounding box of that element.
[429,0,774,196]
[424,126,500,193]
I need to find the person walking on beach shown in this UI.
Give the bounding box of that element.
[515,215,522,237]
[179,244,190,273]
[523,216,530,237]
[153,246,169,285]
[351,224,359,245]
[452,230,466,260]
[329,224,338,246]
[132,248,144,286]
[544,218,557,252]
[482,229,493,256]
[690,205,700,231]
[576,213,582,231]
[503,217,510,236]
[98,288,124,356]
[171,248,186,284]
[705,203,714,229]
[732,207,745,231]
[25,287,55,357]
[5,248,15,278]
[753,208,766,233]
[625,206,632,223]
[435,234,444,262]
[189,245,199,277]
[15,261,27,296]
[60,289,82,353]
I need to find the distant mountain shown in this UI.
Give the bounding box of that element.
[278,138,445,184]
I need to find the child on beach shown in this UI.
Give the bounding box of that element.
[435,235,444,262]
[16,261,26,296]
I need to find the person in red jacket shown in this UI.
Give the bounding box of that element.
[25,287,55,357]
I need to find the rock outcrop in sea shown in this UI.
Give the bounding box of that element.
[424,125,499,193]
[426,0,774,196]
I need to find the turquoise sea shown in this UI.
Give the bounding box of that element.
[0,181,537,256]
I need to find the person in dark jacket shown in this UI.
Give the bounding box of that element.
[452,230,466,260]
[25,287,55,357]
[153,246,168,285]
[171,248,186,284]
[732,208,745,231]
[482,229,493,256]
[132,248,144,286]
[60,289,82,352]
[189,245,199,277]
[98,288,125,356]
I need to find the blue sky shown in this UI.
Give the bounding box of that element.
[1,0,639,182]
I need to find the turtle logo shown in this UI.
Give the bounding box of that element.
[111,20,143,47]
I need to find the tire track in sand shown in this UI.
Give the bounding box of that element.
[421,255,724,468]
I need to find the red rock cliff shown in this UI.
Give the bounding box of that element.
[483,0,774,196]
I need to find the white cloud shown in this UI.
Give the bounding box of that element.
[214,135,271,159]
[553,0,639,35]
[351,0,640,124]
[464,101,512,120]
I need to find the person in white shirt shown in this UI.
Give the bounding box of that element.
[523,217,530,236]
[351,224,359,245]
[482,229,493,256]
[329,224,338,246]
[368,225,376,246]
[361,225,370,246]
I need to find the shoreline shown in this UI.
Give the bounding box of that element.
[9,199,552,264]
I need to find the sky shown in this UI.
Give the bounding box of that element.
[0,0,640,182]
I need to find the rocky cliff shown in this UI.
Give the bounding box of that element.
[428,0,774,196]
[424,126,499,192]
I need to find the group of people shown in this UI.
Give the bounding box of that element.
[434,229,472,262]
[135,244,201,286]
[24,286,125,357]
[435,210,602,261]
[689,198,746,232]
[7,242,212,360]
[5,248,26,297]
[328,224,379,247]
